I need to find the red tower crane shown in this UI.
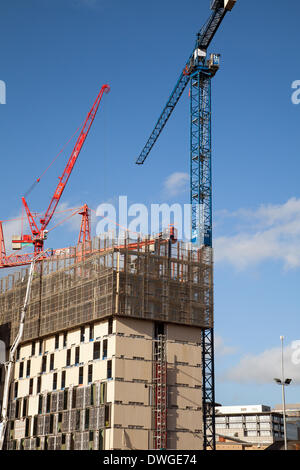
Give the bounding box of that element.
[0,84,110,268]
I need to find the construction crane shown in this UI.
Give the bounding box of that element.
[135,0,237,450]
[11,84,110,257]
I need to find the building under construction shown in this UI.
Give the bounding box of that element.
[0,234,214,450]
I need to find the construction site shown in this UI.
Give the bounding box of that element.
[0,0,237,452]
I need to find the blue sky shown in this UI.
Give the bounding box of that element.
[1,0,300,408]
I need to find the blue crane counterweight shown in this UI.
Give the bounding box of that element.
[135,0,237,451]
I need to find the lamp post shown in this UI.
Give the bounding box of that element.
[274,336,292,451]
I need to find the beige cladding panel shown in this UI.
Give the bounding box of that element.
[112,428,149,450]
[114,381,149,405]
[20,344,31,360]
[17,379,29,398]
[115,318,153,340]
[41,373,53,393]
[168,431,203,450]
[168,386,202,409]
[31,357,42,377]
[167,408,203,433]
[68,330,80,347]
[92,360,108,382]
[45,337,55,353]
[167,323,202,344]
[14,419,26,440]
[113,404,151,429]
[167,342,201,367]
[28,395,39,417]
[167,364,202,388]
[115,336,152,361]
[94,321,110,339]
[114,358,152,382]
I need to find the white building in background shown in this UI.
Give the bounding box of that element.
[215,405,300,448]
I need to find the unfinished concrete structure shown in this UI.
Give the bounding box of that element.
[0,235,213,450]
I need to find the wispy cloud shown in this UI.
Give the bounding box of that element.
[163,172,189,198]
[221,341,300,385]
[215,335,237,357]
[214,198,300,270]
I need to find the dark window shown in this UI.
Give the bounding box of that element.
[85,409,90,430]
[50,414,54,434]
[108,318,113,335]
[14,382,18,399]
[25,418,30,438]
[38,395,43,414]
[79,367,84,385]
[41,356,47,373]
[22,397,28,418]
[39,340,43,355]
[29,378,33,395]
[72,388,76,409]
[63,332,67,348]
[26,360,31,377]
[105,405,110,427]
[76,410,80,431]
[80,326,85,343]
[19,362,24,379]
[107,360,112,379]
[88,365,93,384]
[75,346,80,365]
[37,376,41,394]
[15,399,20,418]
[33,416,38,436]
[31,342,35,357]
[102,340,108,359]
[46,393,51,413]
[66,349,71,367]
[93,342,100,360]
[58,413,63,433]
[55,334,59,350]
[61,371,66,389]
[50,354,54,371]
[53,373,57,390]
[63,389,68,410]
[89,324,94,341]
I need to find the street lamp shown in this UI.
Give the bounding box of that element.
[273,336,292,451]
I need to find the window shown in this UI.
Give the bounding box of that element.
[53,373,57,391]
[39,340,43,355]
[29,378,34,395]
[31,342,35,357]
[79,366,84,385]
[108,318,113,335]
[26,360,31,377]
[63,389,68,410]
[102,340,107,359]
[38,394,43,414]
[89,324,94,341]
[55,334,59,350]
[46,393,51,413]
[19,362,24,379]
[89,431,94,450]
[41,356,47,373]
[61,371,66,389]
[14,382,18,399]
[22,397,28,418]
[76,410,81,431]
[88,364,93,384]
[107,360,112,379]
[33,416,38,437]
[25,418,30,438]
[50,353,54,371]
[80,326,85,343]
[66,349,71,367]
[75,346,80,365]
[63,332,67,348]
[93,342,100,360]
[37,376,41,394]
[50,414,54,434]
[72,388,77,409]
[58,413,63,433]
[85,409,90,430]
[105,405,110,427]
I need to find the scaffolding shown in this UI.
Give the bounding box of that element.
[0,235,213,347]
[153,334,167,450]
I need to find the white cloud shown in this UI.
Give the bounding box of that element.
[214,198,300,270]
[163,172,189,198]
[215,335,237,357]
[222,342,300,385]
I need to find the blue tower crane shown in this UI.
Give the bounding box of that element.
[135,0,237,450]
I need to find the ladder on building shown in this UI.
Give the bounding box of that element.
[153,334,167,449]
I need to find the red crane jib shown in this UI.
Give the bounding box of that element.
[18,84,110,253]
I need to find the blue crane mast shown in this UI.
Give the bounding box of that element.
[135,0,237,450]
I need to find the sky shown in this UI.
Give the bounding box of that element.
[1,0,300,408]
